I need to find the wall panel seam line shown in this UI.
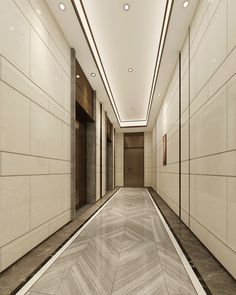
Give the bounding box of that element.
[0,209,71,249]
[190,215,236,253]
[29,175,32,230]
[188,148,236,160]
[188,27,191,228]
[14,0,71,69]
[190,0,221,60]
[189,73,236,121]
[30,20,71,78]
[0,173,71,177]
[190,47,235,105]
[0,53,71,115]
[0,150,72,161]
[189,1,209,48]
[0,77,71,127]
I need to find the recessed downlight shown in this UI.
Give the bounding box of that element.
[157,93,161,96]
[59,2,66,11]
[123,3,130,11]
[76,74,80,79]
[182,1,189,8]
[128,67,133,72]
[91,72,96,77]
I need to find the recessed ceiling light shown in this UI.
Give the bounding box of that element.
[123,3,130,11]
[128,68,133,72]
[182,1,189,8]
[76,74,80,79]
[59,2,66,11]
[157,93,161,96]
[91,72,96,77]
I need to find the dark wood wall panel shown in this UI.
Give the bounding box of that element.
[76,61,93,120]
[107,117,113,142]
[76,122,87,208]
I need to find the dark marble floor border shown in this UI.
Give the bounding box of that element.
[147,187,236,295]
[0,188,119,295]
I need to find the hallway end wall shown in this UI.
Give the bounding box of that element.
[115,132,153,188]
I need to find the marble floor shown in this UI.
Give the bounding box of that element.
[21,188,204,295]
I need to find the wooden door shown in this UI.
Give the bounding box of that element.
[125,147,144,187]
[124,133,144,187]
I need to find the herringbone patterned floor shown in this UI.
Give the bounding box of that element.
[27,188,197,295]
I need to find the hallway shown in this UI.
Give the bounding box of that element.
[1,0,236,293]
[23,188,201,295]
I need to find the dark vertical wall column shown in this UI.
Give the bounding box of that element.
[71,48,76,219]
[188,28,191,226]
[106,115,114,191]
[179,52,182,219]
[113,129,116,188]
[100,103,102,197]
[87,91,97,203]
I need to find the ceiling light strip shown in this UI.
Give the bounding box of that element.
[146,0,174,122]
[120,121,147,128]
[73,0,121,124]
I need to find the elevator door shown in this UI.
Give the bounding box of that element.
[76,121,87,209]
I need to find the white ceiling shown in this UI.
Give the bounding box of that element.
[47,0,199,132]
[77,0,167,126]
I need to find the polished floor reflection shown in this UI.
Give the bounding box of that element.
[26,188,199,295]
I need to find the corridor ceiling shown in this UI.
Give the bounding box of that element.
[47,0,199,131]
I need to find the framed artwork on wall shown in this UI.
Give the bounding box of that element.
[163,134,167,166]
